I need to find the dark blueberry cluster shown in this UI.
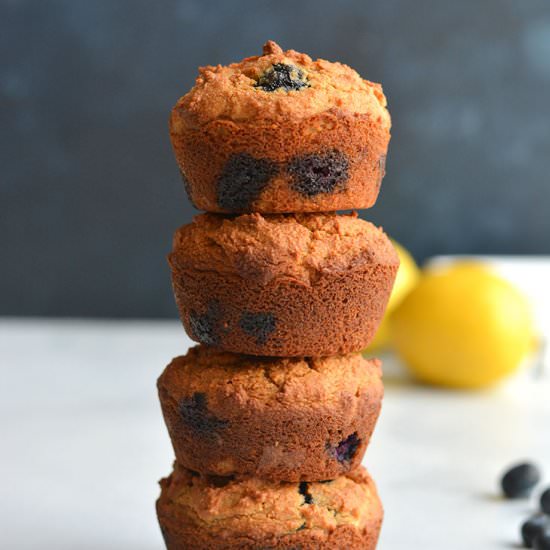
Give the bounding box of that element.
[497,462,550,548]
[255,63,310,92]
[179,392,228,435]
[215,149,351,209]
[330,432,361,463]
[298,482,314,505]
[289,150,349,197]
[189,302,222,346]
[217,153,278,211]
[239,311,276,345]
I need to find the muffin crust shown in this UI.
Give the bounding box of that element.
[170,41,391,213]
[176,40,390,125]
[169,212,399,356]
[157,465,383,549]
[158,346,384,481]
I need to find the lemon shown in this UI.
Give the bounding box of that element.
[367,240,420,352]
[391,261,535,389]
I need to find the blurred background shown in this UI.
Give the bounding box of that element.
[3,2,550,549]
[2,0,550,318]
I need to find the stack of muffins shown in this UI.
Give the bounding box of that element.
[156,41,399,550]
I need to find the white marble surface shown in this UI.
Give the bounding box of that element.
[1,319,549,550]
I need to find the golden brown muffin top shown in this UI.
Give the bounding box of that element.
[173,40,391,127]
[170,212,398,286]
[160,465,380,536]
[159,345,382,409]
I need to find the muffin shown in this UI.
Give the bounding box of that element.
[170,40,391,213]
[157,465,383,550]
[158,346,383,481]
[168,211,399,356]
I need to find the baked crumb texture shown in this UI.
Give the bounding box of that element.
[158,346,383,481]
[159,41,395,549]
[170,41,391,213]
[157,464,383,550]
[168,212,399,356]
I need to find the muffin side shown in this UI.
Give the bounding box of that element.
[158,346,383,480]
[170,41,391,213]
[157,465,383,550]
[168,212,399,356]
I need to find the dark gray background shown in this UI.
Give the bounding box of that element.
[2,0,549,318]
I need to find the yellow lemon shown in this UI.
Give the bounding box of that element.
[366,240,420,352]
[391,261,535,389]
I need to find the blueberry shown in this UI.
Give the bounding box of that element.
[501,463,541,499]
[189,302,222,346]
[239,311,276,345]
[298,482,314,504]
[330,433,361,463]
[522,515,550,548]
[534,528,550,550]
[207,474,235,488]
[217,154,278,211]
[255,63,309,92]
[179,392,228,435]
[541,488,550,515]
[289,150,349,197]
